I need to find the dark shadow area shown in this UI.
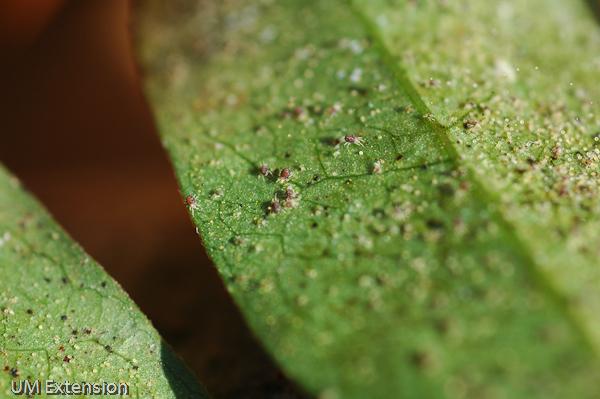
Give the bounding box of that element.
[0,0,307,397]
[161,342,209,398]
[587,0,600,23]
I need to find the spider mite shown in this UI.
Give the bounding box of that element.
[293,106,306,120]
[343,134,364,146]
[185,194,200,216]
[372,159,384,174]
[278,168,291,182]
[326,102,342,116]
[285,186,297,200]
[268,198,282,214]
[284,186,299,208]
[259,164,272,177]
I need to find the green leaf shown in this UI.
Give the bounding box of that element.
[135,0,600,398]
[0,166,208,398]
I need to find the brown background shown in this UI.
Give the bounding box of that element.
[0,1,303,397]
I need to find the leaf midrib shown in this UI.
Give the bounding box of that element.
[346,0,597,357]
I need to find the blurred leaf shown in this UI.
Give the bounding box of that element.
[135,0,600,397]
[0,166,208,398]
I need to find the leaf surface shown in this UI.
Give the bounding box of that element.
[135,0,600,397]
[0,166,207,398]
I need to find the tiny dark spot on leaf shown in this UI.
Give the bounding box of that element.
[438,183,454,197]
[308,104,324,116]
[515,166,527,174]
[463,119,478,129]
[372,208,385,218]
[320,137,340,147]
[231,236,245,246]
[434,319,450,335]
[410,351,431,370]
[348,85,368,96]
[426,219,444,229]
